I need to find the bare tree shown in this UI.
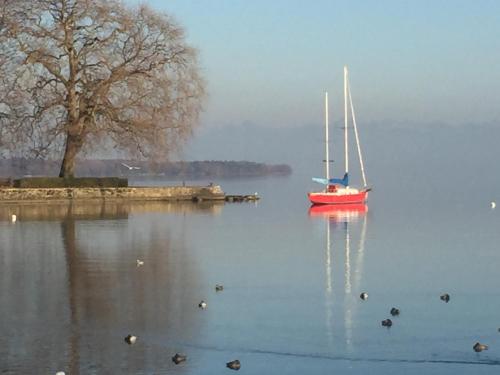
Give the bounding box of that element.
[0,0,204,177]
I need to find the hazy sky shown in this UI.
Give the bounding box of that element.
[127,0,500,130]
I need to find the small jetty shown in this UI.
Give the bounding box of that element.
[224,194,260,203]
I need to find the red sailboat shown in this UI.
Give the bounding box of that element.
[308,66,370,205]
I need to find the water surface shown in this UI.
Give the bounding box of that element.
[1,168,500,374]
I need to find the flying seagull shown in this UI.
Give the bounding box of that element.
[121,163,141,170]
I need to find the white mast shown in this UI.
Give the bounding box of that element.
[347,78,368,187]
[325,92,330,182]
[344,66,349,186]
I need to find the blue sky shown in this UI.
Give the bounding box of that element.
[127,1,500,129]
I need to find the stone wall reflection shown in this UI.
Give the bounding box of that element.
[0,200,223,221]
[0,202,209,373]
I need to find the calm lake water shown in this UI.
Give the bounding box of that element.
[2,139,500,373]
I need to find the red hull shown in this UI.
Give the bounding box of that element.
[308,190,368,205]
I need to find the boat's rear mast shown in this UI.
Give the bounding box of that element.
[344,66,349,188]
[346,72,368,188]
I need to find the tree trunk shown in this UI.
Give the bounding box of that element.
[59,133,83,178]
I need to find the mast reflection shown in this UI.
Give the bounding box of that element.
[309,203,368,351]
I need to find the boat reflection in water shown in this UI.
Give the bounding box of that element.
[308,203,368,221]
[309,204,368,352]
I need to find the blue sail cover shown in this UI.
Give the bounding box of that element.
[312,173,349,187]
[312,177,329,185]
[329,173,349,186]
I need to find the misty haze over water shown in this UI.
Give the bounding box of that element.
[184,122,500,206]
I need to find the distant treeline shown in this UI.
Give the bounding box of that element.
[0,159,292,179]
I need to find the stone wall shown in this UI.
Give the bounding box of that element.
[0,185,225,202]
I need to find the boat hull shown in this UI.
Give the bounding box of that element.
[308,190,368,205]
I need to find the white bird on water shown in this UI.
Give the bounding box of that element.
[124,334,137,344]
[491,201,496,209]
[136,259,144,267]
[11,214,16,223]
[55,372,65,375]
[121,162,141,170]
